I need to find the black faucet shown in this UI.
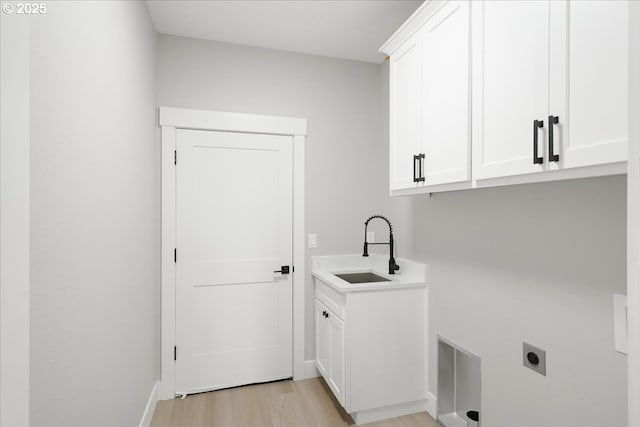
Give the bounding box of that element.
[362,215,400,274]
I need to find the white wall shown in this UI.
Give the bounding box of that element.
[628,1,640,424]
[156,35,411,360]
[409,176,627,426]
[0,10,30,427]
[29,2,159,425]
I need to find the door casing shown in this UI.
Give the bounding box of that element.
[158,106,307,399]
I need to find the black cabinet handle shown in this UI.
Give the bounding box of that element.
[418,153,425,182]
[533,119,544,164]
[413,154,426,183]
[322,310,326,317]
[548,115,559,162]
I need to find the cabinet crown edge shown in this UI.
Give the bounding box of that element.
[379,0,447,55]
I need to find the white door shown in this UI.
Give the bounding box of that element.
[472,0,550,180]
[422,0,470,186]
[390,32,423,191]
[549,0,628,170]
[175,128,293,395]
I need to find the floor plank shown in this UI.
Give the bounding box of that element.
[150,377,440,427]
[150,398,174,427]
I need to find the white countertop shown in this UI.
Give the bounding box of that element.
[311,254,428,293]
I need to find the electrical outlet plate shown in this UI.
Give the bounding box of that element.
[523,342,546,376]
[308,234,317,249]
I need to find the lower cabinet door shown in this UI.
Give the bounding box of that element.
[315,300,329,377]
[327,310,345,406]
[315,298,346,407]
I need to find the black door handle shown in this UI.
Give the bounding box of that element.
[413,155,420,183]
[418,153,425,182]
[273,266,290,274]
[548,115,559,162]
[533,119,544,164]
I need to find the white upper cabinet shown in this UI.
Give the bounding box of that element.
[422,0,470,186]
[386,0,471,194]
[473,0,628,181]
[472,1,549,180]
[389,32,422,192]
[383,0,628,193]
[549,0,628,170]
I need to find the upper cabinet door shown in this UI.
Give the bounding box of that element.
[472,0,550,180]
[422,0,470,186]
[549,0,628,170]
[389,32,422,191]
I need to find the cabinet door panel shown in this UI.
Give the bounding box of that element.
[422,0,470,185]
[472,0,549,179]
[328,312,345,406]
[390,33,422,191]
[549,0,628,170]
[315,300,329,377]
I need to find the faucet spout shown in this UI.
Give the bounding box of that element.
[363,215,400,274]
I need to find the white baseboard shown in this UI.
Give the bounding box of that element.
[139,380,161,427]
[426,392,437,419]
[351,399,428,425]
[303,360,319,379]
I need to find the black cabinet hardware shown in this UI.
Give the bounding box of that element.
[413,154,426,183]
[418,153,425,182]
[548,115,559,162]
[273,266,290,274]
[533,119,544,164]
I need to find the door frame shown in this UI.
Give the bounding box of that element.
[158,106,307,399]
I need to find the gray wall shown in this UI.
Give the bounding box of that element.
[156,34,411,360]
[30,2,159,426]
[410,177,627,426]
[1,11,30,427]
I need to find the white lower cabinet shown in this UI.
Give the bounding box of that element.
[314,278,428,425]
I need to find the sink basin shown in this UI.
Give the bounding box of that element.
[334,272,391,284]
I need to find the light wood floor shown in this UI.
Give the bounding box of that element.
[150,377,440,427]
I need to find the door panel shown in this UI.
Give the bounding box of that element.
[473,0,549,179]
[549,0,628,170]
[176,129,293,395]
[315,300,329,377]
[422,0,470,185]
[390,32,423,191]
[328,311,345,405]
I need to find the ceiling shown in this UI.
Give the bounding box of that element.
[146,1,423,64]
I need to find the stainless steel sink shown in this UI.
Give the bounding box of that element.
[334,272,391,284]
